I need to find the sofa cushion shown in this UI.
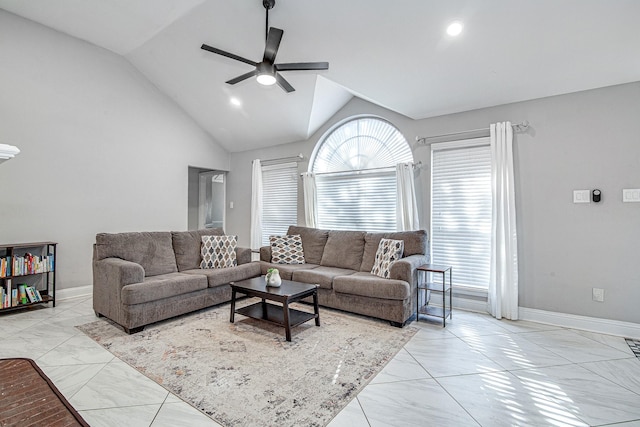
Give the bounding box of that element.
[333,272,410,301]
[320,230,366,271]
[270,235,305,264]
[371,239,404,278]
[360,233,386,272]
[360,230,428,272]
[172,228,224,271]
[201,235,237,269]
[292,266,356,290]
[183,262,261,287]
[386,230,428,257]
[287,226,329,265]
[95,232,178,277]
[121,272,207,305]
[260,262,319,280]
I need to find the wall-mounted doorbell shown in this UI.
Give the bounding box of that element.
[592,189,601,203]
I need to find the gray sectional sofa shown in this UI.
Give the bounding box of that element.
[92,229,260,333]
[260,226,429,326]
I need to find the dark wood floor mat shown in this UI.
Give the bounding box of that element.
[0,358,89,427]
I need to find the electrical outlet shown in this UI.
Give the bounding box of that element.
[592,287,605,302]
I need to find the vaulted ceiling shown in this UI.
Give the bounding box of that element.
[1,0,639,152]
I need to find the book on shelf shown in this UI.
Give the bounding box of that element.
[6,279,11,308]
[1,279,18,308]
[33,288,43,302]
[17,284,27,305]
[0,256,11,277]
[25,286,38,303]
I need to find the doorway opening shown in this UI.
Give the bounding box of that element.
[188,167,226,230]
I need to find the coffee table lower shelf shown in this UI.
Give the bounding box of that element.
[236,302,317,329]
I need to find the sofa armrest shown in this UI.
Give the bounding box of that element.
[94,258,145,287]
[389,254,429,289]
[93,258,145,322]
[236,247,252,265]
[259,246,271,262]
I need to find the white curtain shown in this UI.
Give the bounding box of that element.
[301,172,317,228]
[488,122,519,320]
[250,159,263,250]
[396,163,420,231]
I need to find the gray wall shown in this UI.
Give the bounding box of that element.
[0,11,230,289]
[226,82,640,324]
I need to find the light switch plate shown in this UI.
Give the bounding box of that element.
[573,190,590,203]
[622,189,640,203]
[592,287,605,302]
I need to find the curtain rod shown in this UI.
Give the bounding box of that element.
[416,120,530,145]
[301,161,423,177]
[258,153,304,165]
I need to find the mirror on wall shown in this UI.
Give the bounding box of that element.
[188,167,226,231]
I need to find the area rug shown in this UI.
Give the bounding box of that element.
[0,358,90,427]
[77,300,417,427]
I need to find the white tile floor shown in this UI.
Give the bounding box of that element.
[2,296,640,427]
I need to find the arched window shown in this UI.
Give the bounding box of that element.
[310,116,413,232]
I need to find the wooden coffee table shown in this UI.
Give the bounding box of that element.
[229,277,320,341]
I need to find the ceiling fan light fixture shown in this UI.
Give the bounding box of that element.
[256,61,277,85]
[256,73,277,86]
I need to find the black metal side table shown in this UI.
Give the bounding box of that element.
[417,264,452,327]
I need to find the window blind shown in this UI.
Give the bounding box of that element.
[316,170,397,232]
[261,163,298,246]
[431,140,491,289]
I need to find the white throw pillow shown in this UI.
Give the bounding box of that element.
[200,235,237,269]
[270,235,305,264]
[371,238,404,278]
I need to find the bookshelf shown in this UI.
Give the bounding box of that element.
[0,242,57,312]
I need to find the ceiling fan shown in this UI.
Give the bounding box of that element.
[200,0,328,93]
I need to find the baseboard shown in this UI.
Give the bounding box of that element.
[452,296,487,313]
[56,285,93,301]
[519,307,640,340]
[428,295,488,313]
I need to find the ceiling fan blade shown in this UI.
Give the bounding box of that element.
[226,69,259,85]
[263,27,284,63]
[201,44,257,67]
[275,62,329,71]
[275,73,295,93]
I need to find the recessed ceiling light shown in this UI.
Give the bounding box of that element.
[230,97,242,107]
[446,21,464,37]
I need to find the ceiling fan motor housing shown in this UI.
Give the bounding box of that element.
[257,62,275,75]
[263,0,275,10]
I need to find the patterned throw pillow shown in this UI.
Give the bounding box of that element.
[270,235,305,264]
[200,235,237,269]
[371,238,404,278]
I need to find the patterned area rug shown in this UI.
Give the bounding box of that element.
[78,300,417,427]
